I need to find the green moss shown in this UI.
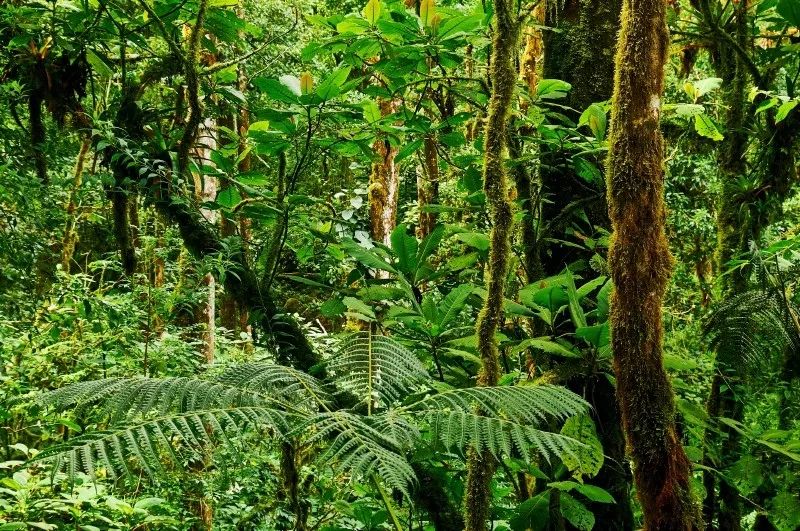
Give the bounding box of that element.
[605,0,703,528]
[463,1,519,529]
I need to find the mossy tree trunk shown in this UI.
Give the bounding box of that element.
[369,98,401,247]
[605,0,702,528]
[462,0,519,528]
[61,136,91,273]
[538,0,620,275]
[699,3,754,528]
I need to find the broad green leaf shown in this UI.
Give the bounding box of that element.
[694,113,723,141]
[395,139,423,162]
[560,493,595,531]
[692,77,722,98]
[252,77,299,104]
[560,414,603,477]
[363,100,382,123]
[416,224,444,265]
[337,16,370,34]
[510,337,581,358]
[777,0,800,26]
[574,483,615,504]
[343,296,376,320]
[437,15,483,40]
[455,232,489,252]
[362,0,381,25]
[438,284,474,329]
[578,103,607,141]
[390,224,418,275]
[537,79,572,98]
[216,187,242,208]
[341,239,397,274]
[510,491,550,531]
[316,67,352,100]
[564,270,587,328]
[775,100,798,123]
[575,323,609,350]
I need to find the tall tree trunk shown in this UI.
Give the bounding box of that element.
[605,0,702,528]
[369,98,401,246]
[700,4,752,528]
[195,117,218,365]
[462,0,519,528]
[416,132,439,239]
[61,136,91,273]
[539,0,620,275]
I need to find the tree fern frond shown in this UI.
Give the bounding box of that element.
[296,411,417,498]
[705,289,799,370]
[31,407,286,482]
[38,377,294,421]
[423,410,584,463]
[327,333,431,409]
[404,385,589,425]
[214,362,333,407]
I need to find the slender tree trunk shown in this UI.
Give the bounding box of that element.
[369,98,401,246]
[605,0,702,528]
[701,4,752,528]
[462,1,519,529]
[416,132,439,239]
[195,117,218,365]
[61,136,91,273]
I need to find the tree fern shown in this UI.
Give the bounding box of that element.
[33,407,287,481]
[296,411,418,498]
[327,332,430,409]
[31,333,590,499]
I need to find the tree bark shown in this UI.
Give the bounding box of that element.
[539,0,620,275]
[462,0,519,528]
[61,136,91,273]
[605,0,702,528]
[416,132,439,239]
[369,98,401,246]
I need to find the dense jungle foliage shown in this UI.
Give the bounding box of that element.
[1,0,800,529]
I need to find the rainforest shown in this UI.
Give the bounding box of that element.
[1,0,799,529]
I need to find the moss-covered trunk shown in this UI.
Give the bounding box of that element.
[462,0,518,528]
[700,3,753,528]
[605,0,702,528]
[61,136,91,273]
[538,0,620,275]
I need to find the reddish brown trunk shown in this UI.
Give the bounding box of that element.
[605,0,702,528]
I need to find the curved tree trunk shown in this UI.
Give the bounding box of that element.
[605,0,702,528]
[462,0,519,528]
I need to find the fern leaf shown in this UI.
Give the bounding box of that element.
[30,407,286,482]
[328,333,431,409]
[296,411,417,498]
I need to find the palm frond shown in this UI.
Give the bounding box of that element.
[327,332,431,409]
[39,377,290,421]
[424,410,584,463]
[406,384,589,425]
[705,289,800,370]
